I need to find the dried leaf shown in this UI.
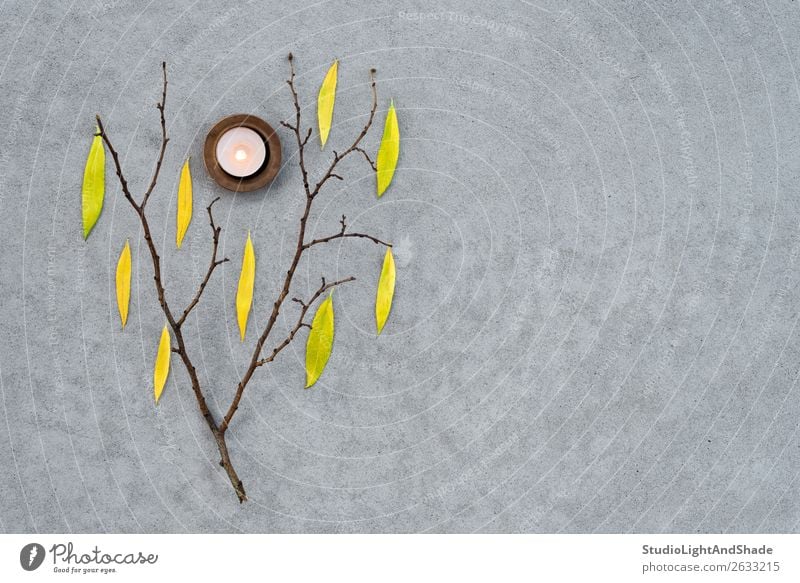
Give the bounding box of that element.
[375,247,395,334]
[305,293,334,388]
[154,325,171,404]
[236,232,255,341]
[176,158,192,248]
[317,59,338,148]
[82,128,105,239]
[376,100,399,197]
[115,239,131,328]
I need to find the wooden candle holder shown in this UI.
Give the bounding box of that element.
[203,114,282,192]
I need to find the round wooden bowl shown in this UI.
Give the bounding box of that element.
[203,114,281,192]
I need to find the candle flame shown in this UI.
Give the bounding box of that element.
[235,148,247,161]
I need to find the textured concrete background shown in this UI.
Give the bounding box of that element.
[1,0,799,534]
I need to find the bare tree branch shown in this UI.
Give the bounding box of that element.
[96,63,246,503]
[303,214,392,250]
[284,53,311,196]
[176,198,230,326]
[354,147,377,171]
[142,61,169,209]
[256,276,355,367]
[95,117,138,211]
[219,57,385,437]
[310,68,378,197]
[98,56,391,504]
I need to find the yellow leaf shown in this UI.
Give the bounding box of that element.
[176,158,192,248]
[317,59,338,148]
[305,293,335,388]
[115,239,131,328]
[154,325,171,404]
[375,247,395,334]
[82,128,105,239]
[236,232,255,341]
[376,100,399,197]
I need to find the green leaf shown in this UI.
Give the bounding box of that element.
[376,100,399,197]
[375,247,395,334]
[82,129,105,239]
[317,60,338,148]
[176,158,192,248]
[236,232,255,341]
[154,325,171,404]
[305,293,335,388]
[116,239,131,328]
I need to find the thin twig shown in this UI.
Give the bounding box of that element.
[284,53,311,196]
[256,276,355,366]
[95,117,138,211]
[303,214,391,250]
[354,147,377,171]
[310,68,378,197]
[142,61,169,209]
[177,197,230,327]
[219,57,385,436]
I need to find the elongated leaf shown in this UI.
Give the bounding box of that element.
[154,325,171,404]
[375,247,396,334]
[82,128,105,239]
[376,100,399,197]
[305,294,334,388]
[236,232,255,341]
[317,59,338,148]
[116,239,131,328]
[176,158,192,248]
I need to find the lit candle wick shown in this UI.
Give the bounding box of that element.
[215,127,267,177]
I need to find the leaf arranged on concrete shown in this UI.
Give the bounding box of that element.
[376,100,399,197]
[236,231,255,341]
[82,127,105,239]
[115,239,131,328]
[305,293,334,388]
[154,325,171,404]
[317,59,338,148]
[176,158,192,248]
[375,247,396,334]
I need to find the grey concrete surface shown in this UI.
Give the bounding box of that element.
[0,0,799,533]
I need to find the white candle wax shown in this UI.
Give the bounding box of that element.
[216,127,267,177]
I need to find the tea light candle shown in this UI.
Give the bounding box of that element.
[215,127,267,177]
[204,114,281,192]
